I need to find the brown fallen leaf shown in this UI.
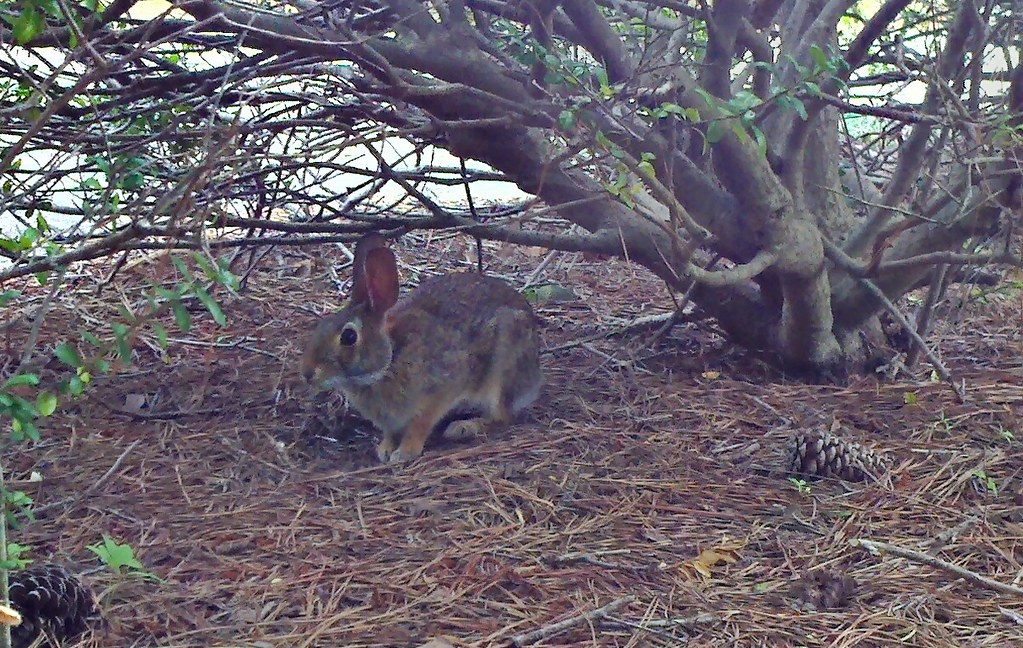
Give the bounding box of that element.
[0,603,22,627]
[123,393,149,414]
[685,543,744,579]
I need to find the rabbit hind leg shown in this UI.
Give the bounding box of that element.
[499,322,542,417]
[437,308,539,443]
[484,307,541,420]
[442,417,484,440]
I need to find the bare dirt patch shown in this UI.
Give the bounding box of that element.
[3,237,1022,647]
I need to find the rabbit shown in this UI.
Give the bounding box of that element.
[301,234,543,463]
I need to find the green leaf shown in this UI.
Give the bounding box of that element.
[34,271,49,286]
[728,90,760,113]
[525,283,579,304]
[122,171,145,190]
[111,322,133,362]
[54,342,83,368]
[731,121,748,142]
[802,81,822,97]
[706,121,725,144]
[66,375,85,396]
[117,302,137,323]
[3,374,40,389]
[217,265,240,292]
[81,331,103,348]
[19,227,39,247]
[193,253,216,278]
[154,286,179,301]
[153,323,169,350]
[558,109,576,130]
[792,98,808,121]
[751,125,768,157]
[171,256,194,281]
[88,535,146,572]
[654,102,686,119]
[11,417,40,443]
[809,45,829,71]
[2,542,33,570]
[12,7,45,45]
[172,301,191,333]
[36,392,57,417]
[193,286,227,326]
[87,535,162,581]
[779,95,808,121]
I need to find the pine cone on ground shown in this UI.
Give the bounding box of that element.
[790,569,857,611]
[788,428,891,482]
[8,564,98,648]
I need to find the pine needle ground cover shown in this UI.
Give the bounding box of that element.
[3,238,1022,647]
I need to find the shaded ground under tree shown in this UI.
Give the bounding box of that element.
[3,238,1022,647]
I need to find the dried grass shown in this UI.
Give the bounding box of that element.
[2,239,1022,647]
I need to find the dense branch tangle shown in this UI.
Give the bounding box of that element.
[0,0,1020,373]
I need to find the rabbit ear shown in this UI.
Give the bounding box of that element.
[350,234,389,306]
[360,247,400,314]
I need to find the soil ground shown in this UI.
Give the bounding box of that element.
[2,235,1022,647]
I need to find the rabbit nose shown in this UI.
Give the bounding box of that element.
[301,363,316,383]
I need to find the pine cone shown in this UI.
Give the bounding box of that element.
[790,569,857,611]
[788,429,890,482]
[8,564,98,648]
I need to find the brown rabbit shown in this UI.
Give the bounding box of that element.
[302,234,542,463]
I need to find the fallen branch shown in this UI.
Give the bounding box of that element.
[853,539,1023,597]
[856,278,965,402]
[510,595,635,646]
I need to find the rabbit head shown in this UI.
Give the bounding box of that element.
[301,234,401,389]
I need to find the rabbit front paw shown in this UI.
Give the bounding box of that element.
[386,446,424,463]
[376,435,398,463]
[386,434,428,463]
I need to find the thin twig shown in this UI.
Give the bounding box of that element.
[164,337,280,360]
[905,264,948,368]
[510,595,635,646]
[16,267,68,374]
[544,311,681,354]
[856,278,965,402]
[33,440,141,516]
[544,549,633,569]
[854,539,1023,596]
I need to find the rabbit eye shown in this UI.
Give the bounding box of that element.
[338,326,358,346]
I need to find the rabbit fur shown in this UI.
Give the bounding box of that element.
[302,234,542,463]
